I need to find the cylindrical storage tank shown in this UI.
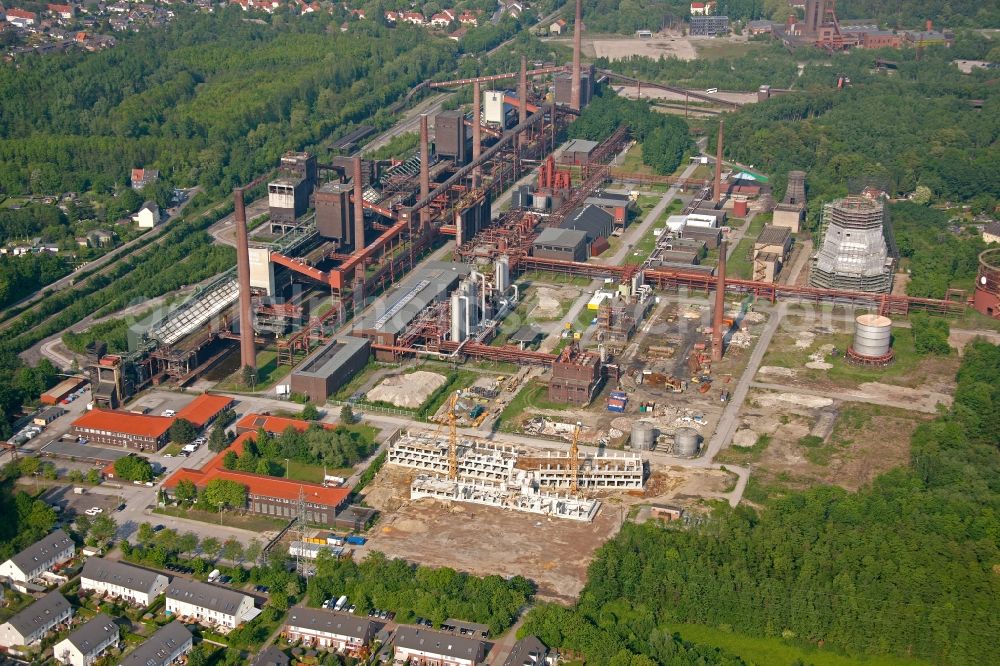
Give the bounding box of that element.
[674,427,700,457]
[733,199,748,217]
[853,314,892,357]
[450,292,466,342]
[631,421,657,451]
[599,343,608,363]
[495,256,510,294]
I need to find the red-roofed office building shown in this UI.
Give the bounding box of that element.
[164,417,350,525]
[175,394,233,430]
[71,410,173,452]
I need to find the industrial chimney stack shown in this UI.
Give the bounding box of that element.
[712,240,727,362]
[570,0,582,111]
[353,156,365,251]
[518,55,528,142]
[713,119,724,205]
[472,80,482,188]
[233,187,256,371]
[419,114,430,229]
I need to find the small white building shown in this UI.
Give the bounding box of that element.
[80,558,169,607]
[53,613,119,666]
[283,608,374,653]
[393,626,485,666]
[132,201,161,228]
[0,592,73,649]
[0,529,75,584]
[166,579,257,630]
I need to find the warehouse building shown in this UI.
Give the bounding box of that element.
[565,205,615,255]
[70,410,173,452]
[53,613,118,666]
[283,608,375,653]
[753,225,792,282]
[0,592,73,649]
[558,138,598,166]
[290,336,371,403]
[120,621,192,666]
[80,558,169,607]
[0,529,75,584]
[40,376,88,406]
[532,227,589,262]
[352,262,472,357]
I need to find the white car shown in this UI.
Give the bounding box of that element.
[84,507,103,516]
[161,409,176,417]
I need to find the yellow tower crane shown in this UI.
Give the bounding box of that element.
[569,421,582,495]
[447,393,459,481]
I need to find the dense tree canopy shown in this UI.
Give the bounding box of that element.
[523,341,1000,665]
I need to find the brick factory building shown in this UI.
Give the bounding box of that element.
[290,336,371,404]
[548,345,601,405]
[532,227,589,262]
[174,393,233,430]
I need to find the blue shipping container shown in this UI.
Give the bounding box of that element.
[345,536,367,545]
[608,405,625,413]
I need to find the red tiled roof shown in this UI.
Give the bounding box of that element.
[72,409,173,438]
[163,431,350,507]
[175,394,233,429]
[234,412,332,434]
[7,8,37,18]
[47,4,72,13]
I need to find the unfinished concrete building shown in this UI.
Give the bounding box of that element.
[410,476,600,521]
[810,197,896,293]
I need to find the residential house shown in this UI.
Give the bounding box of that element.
[283,608,375,653]
[130,167,159,190]
[53,613,119,666]
[458,11,478,26]
[0,529,75,584]
[503,636,551,666]
[549,18,566,34]
[384,10,399,22]
[393,626,485,666]
[133,201,160,228]
[165,578,257,630]
[119,621,192,666]
[254,646,291,666]
[47,4,73,19]
[430,10,453,27]
[402,11,425,25]
[80,558,169,606]
[690,1,715,15]
[747,19,773,35]
[983,221,1000,245]
[6,8,36,26]
[0,592,73,649]
[502,0,523,18]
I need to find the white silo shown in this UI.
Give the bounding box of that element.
[847,314,893,365]
[495,256,510,294]
[451,292,467,342]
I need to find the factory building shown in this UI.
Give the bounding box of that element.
[565,205,615,254]
[352,262,473,357]
[290,336,371,404]
[558,138,598,166]
[314,181,358,247]
[532,228,589,262]
[973,248,1000,318]
[548,345,601,405]
[810,196,896,293]
[752,225,792,282]
[268,152,317,224]
[553,66,594,107]
[434,110,468,165]
[585,191,632,230]
[773,170,806,232]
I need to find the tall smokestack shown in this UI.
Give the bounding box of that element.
[233,187,256,371]
[353,156,365,251]
[518,56,528,136]
[571,0,582,111]
[472,80,482,188]
[712,240,727,362]
[419,114,430,228]
[713,119,724,205]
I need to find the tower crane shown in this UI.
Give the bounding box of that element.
[447,393,459,481]
[569,421,582,495]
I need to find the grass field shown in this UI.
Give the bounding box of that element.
[520,270,593,287]
[692,39,770,60]
[672,623,930,666]
[284,460,353,484]
[620,143,655,175]
[217,349,291,392]
[154,506,289,532]
[726,238,755,279]
[496,379,569,431]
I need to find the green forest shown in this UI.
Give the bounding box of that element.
[522,340,1000,666]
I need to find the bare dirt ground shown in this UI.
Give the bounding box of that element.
[366,370,448,409]
[361,463,732,601]
[586,35,697,61]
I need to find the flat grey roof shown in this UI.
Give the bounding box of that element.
[6,529,73,574]
[561,138,598,154]
[585,192,630,206]
[5,592,71,637]
[40,439,131,463]
[81,557,167,595]
[296,336,370,378]
[120,621,192,666]
[395,625,484,660]
[442,618,489,637]
[353,262,471,337]
[37,406,66,420]
[285,608,373,640]
[166,578,251,617]
[533,227,588,249]
[61,613,117,654]
[756,225,791,246]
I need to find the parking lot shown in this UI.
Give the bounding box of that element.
[40,485,123,519]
